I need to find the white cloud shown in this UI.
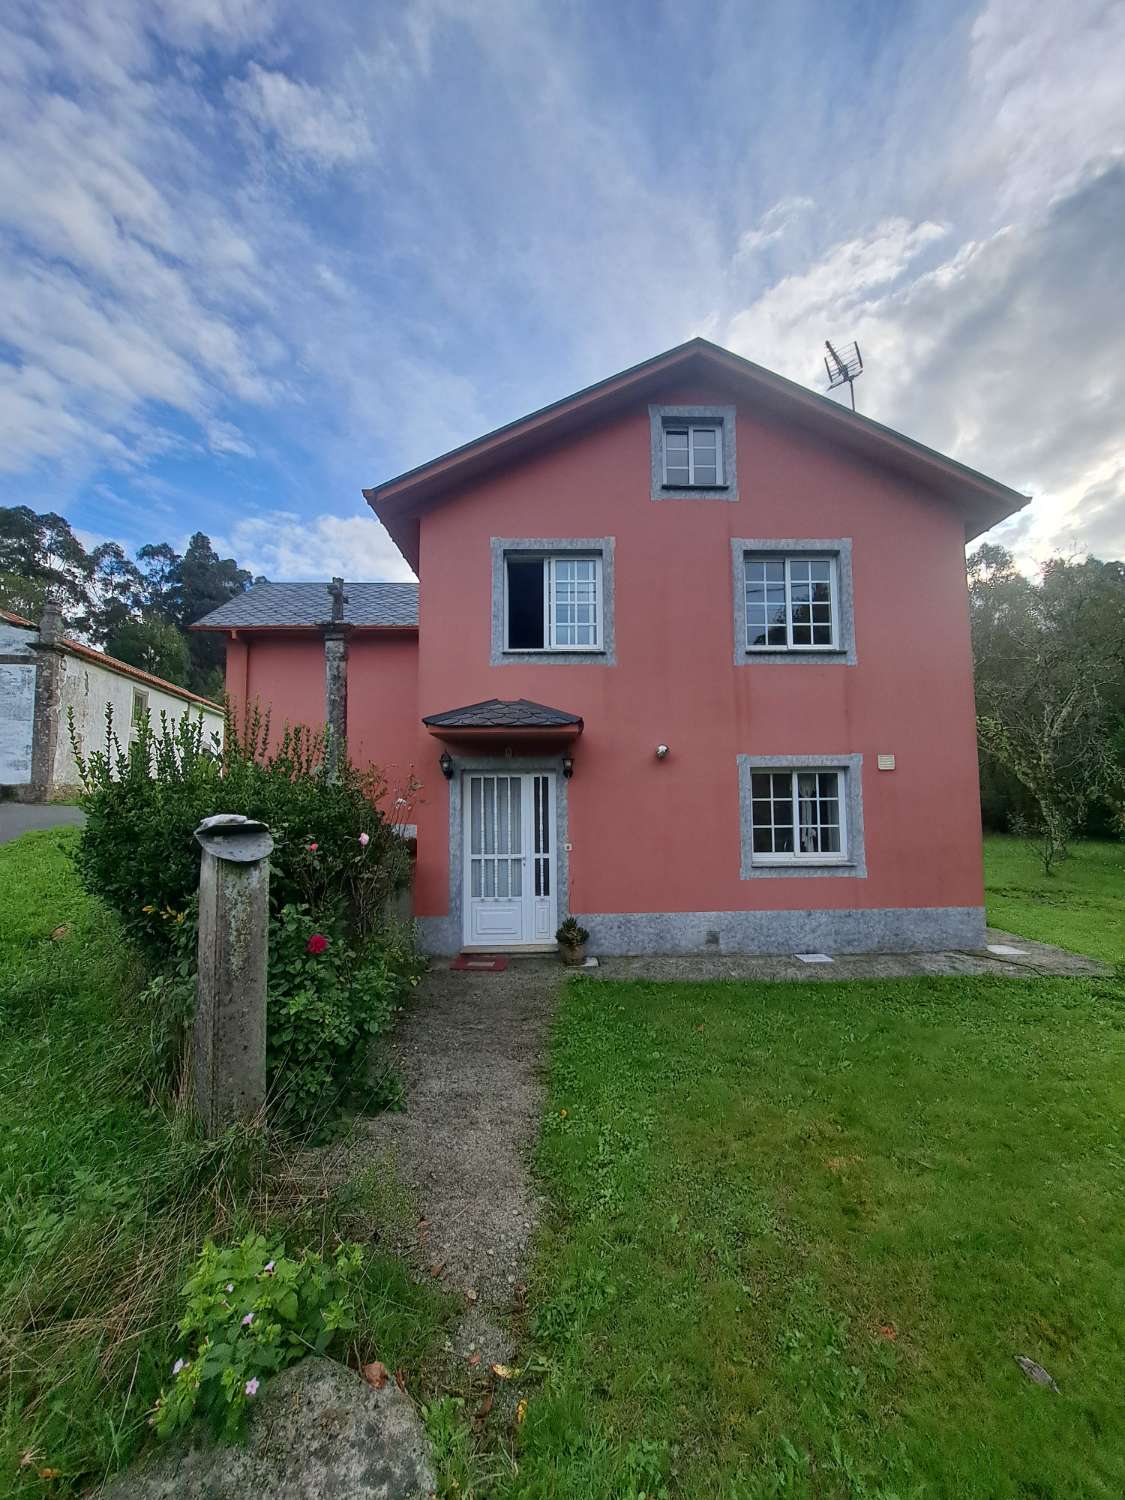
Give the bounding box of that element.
[736,196,814,256]
[220,511,416,582]
[230,63,374,167]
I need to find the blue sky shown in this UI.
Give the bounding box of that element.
[1,0,1123,580]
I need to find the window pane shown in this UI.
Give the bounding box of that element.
[471,859,481,898]
[752,827,774,853]
[751,773,771,798]
[507,557,545,649]
[497,860,509,898]
[470,778,481,856]
[665,428,688,450]
[482,778,495,854]
[511,859,523,896]
[693,464,718,485]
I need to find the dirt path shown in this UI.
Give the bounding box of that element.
[358,961,563,1366]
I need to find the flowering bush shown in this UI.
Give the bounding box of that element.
[72,703,413,964]
[155,1232,363,1438]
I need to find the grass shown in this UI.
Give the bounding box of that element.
[494,971,1125,1498]
[0,830,451,1497]
[983,834,1125,963]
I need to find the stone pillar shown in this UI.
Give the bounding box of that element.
[324,578,350,779]
[28,600,65,802]
[193,814,274,1135]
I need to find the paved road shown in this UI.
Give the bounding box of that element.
[0,803,85,844]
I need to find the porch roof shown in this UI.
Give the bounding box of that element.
[422,698,583,742]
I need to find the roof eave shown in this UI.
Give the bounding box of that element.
[363,338,1030,561]
[189,620,419,635]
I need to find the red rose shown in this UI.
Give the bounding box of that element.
[306,933,328,955]
[307,842,318,853]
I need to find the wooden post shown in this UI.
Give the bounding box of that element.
[193,814,274,1135]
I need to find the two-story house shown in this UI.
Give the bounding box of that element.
[193,338,1027,957]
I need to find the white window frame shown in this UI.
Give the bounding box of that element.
[744,553,839,652]
[749,767,849,866]
[662,422,724,487]
[504,553,602,653]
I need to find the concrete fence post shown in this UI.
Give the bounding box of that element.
[193,813,274,1135]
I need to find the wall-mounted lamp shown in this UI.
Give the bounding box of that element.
[655,744,669,760]
[439,751,454,780]
[561,754,574,779]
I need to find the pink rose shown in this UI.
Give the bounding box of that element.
[358,832,370,847]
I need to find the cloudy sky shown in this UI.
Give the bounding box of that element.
[1,0,1122,580]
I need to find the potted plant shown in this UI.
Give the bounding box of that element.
[555,916,590,967]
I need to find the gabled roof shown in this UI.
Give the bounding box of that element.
[1,608,220,711]
[363,337,1029,570]
[192,581,419,631]
[423,698,582,729]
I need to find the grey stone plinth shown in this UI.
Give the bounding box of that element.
[94,1357,437,1500]
[193,817,272,1134]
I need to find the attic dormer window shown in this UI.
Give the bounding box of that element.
[649,404,737,500]
[663,423,722,487]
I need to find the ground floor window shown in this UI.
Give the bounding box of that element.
[737,754,866,879]
[751,769,843,859]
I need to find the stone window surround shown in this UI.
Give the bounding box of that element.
[490,537,616,666]
[649,404,738,501]
[731,537,856,666]
[737,753,867,879]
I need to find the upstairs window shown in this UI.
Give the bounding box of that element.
[744,555,837,650]
[750,769,845,862]
[663,423,723,487]
[505,554,602,652]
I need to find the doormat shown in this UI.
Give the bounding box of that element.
[449,953,509,972]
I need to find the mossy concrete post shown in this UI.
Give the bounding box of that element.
[193,814,274,1136]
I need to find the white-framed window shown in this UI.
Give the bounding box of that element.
[663,423,723,487]
[505,553,602,652]
[130,687,149,736]
[750,768,847,863]
[745,554,838,650]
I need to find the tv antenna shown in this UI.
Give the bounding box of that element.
[824,339,863,411]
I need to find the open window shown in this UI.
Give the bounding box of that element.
[504,553,602,652]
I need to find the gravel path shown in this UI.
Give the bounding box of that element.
[359,961,563,1366]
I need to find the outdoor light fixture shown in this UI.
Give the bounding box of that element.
[655,744,669,759]
[562,754,574,779]
[439,751,454,779]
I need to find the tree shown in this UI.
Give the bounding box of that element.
[105,618,192,688]
[83,542,146,644]
[970,545,1125,868]
[0,506,94,624]
[171,533,252,695]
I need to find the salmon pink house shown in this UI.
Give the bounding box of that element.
[194,339,1028,957]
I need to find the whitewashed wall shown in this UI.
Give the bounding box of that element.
[54,654,224,791]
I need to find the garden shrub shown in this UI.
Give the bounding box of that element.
[267,903,422,1125]
[72,703,423,1126]
[155,1232,363,1438]
[72,704,412,961]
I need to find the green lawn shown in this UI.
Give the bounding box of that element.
[0,831,449,1497]
[502,973,1125,1499]
[487,840,1125,1498]
[983,835,1125,963]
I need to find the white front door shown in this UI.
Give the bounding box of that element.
[463,771,558,947]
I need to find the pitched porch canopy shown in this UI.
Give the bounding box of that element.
[422,698,583,744]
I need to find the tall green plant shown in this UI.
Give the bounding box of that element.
[71,702,412,960]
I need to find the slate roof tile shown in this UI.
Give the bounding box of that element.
[192,581,419,629]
